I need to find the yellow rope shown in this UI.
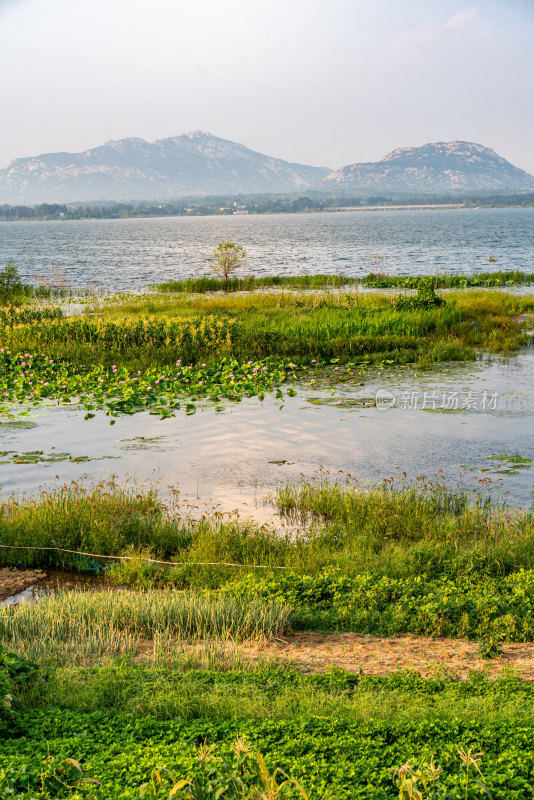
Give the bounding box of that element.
[0,543,287,569]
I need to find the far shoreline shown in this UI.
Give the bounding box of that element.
[3,203,534,223]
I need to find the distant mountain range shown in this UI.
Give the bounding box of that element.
[0,134,533,204]
[319,141,534,194]
[0,132,330,204]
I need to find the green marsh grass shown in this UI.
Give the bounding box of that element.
[0,480,289,574]
[2,477,534,583]
[18,665,534,726]
[155,270,534,293]
[273,475,534,578]
[155,273,351,293]
[3,479,534,639]
[3,290,532,373]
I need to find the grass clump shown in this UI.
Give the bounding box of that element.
[0,480,289,574]
[155,274,350,293]
[0,481,172,568]
[0,589,290,665]
[394,278,446,310]
[274,476,534,579]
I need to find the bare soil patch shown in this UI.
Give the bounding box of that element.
[240,632,534,680]
[0,567,45,603]
[134,632,534,681]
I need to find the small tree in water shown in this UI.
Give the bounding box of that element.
[210,241,246,291]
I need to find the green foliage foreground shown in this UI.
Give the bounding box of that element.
[4,645,534,796]
[3,689,534,798]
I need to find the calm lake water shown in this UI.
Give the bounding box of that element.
[1,351,533,512]
[1,208,534,290]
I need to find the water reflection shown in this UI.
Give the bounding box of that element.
[0,351,532,511]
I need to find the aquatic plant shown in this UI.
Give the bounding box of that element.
[363,269,534,288]
[0,348,297,419]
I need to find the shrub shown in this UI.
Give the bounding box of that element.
[394,279,445,310]
[0,263,25,306]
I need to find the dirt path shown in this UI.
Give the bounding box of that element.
[0,567,45,603]
[241,632,534,680]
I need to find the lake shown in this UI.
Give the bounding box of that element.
[1,351,532,512]
[1,208,534,291]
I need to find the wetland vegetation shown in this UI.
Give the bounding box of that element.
[0,275,533,421]
[1,269,534,797]
[155,268,534,293]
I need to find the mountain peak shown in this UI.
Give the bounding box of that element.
[183,130,213,139]
[320,140,534,193]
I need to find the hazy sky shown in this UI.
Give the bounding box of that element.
[1,0,533,173]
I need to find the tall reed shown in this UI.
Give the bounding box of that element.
[0,589,291,665]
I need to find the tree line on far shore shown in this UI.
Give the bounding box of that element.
[1,191,533,221]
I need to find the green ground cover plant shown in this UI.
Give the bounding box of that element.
[16,665,534,725]
[229,568,534,640]
[4,706,534,798]
[5,638,534,797]
[0,741,310,800]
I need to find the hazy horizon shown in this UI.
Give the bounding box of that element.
[1,0,533,173]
